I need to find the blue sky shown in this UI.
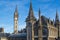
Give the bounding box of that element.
[0,0,60,33]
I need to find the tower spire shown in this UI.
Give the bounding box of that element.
[55,10,59,21]
[29,0,34,18]
[55,10,59,26]
[26,0,36,21]
[15,5,18,14]
[39,8,41,25]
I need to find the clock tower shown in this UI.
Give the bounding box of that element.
[14,6,18,34]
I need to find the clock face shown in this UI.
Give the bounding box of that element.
[15,18,17,20]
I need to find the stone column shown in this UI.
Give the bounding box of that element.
[38,27,42,40]
[32,23,34,40]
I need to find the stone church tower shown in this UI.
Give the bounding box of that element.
[14,6,18,34]
[26,1,36,40]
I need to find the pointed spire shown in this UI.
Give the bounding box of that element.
[30,0,32,10]
[38,8,41,25]
[15,5,18,13]
[55,9,59,27]
[39,8,41,21]
[26,0,36,21]
[29,0,34,18]
[55,10,59,21]
[14,5,18,17]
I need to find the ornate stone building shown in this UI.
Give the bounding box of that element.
[0,0,60,40]
[26,1,60,40]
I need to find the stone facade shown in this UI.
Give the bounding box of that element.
[0,1,60,40]
[26,1,60,40]
[47,23,58,40]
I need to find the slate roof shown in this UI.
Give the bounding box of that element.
[8,33,27,38]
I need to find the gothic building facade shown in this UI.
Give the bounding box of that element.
[26,1,60,40]
[0,1,60,40]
